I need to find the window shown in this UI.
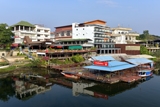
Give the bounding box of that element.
[83,34,85,36]
[66,31,70,36]
[76,34,78,36]
[83,28,85,30]
[76,29,78,31]
[44,30,48,33]
[45,35,48,37]
[37,29,40,32]
[37,35,40,37]
[61,32,64,36]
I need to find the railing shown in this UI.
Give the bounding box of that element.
[37,49,97,53]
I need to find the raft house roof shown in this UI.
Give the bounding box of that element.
[84,56,137,72]
[125,58,153,65]
[84,60,136,72]
[91,56,116,61]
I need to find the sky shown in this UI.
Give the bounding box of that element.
[0,0,160,35]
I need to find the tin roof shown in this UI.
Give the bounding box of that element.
[126,58,153,65]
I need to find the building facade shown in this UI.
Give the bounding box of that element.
[54,20,120,54]
[11,21,51,44]
[111,27,139,44]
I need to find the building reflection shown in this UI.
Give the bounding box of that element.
[13,76,53,99]
[72,82,108,100]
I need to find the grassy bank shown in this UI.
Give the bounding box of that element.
[0,66,16,74]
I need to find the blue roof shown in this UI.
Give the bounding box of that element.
[83,64,136,72]
[107,61,130,67]
[126,58,153,65]
[92,56,115,61]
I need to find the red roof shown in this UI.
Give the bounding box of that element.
[11,43,19,47]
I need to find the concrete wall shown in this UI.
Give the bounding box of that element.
[115,44,140,55]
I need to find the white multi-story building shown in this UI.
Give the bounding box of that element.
[34,24,51,42]
[11,21,51,44]
[55,20,120,54]
[111,26,139,44]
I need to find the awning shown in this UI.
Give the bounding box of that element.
[68,45,82,50]
[11,43,19,47]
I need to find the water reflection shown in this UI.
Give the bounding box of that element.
[72,82,108,99]
[0,69,154,102]
[12,74,53,100]
[0,77,14,102]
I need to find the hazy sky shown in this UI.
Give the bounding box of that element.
[0,0,159,35]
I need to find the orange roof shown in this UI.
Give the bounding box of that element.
[84,20,106,25]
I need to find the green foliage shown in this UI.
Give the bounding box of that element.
[152,50,160,58]
[50,59,63,64]
[140,45,149,54]
[150,58,157,62]
[17,53,25,56]
[29,58,42,67]
[137,30,159,40]
[0,24,13,44]
[64,58,74,64]
[155,60,160,69]
[90,47,97,50]
[71,54,84,63]
[0,62,9,66]
[0,66,16,73]
[0,77,15,101]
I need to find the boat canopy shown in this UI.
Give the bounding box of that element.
[126,58,153,65]
[92,56,115,61]
[83,60,136,72]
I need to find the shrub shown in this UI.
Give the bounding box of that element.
[0,62,9,66]
[71,54,84,63]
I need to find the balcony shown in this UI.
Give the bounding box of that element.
[20,30,36,34]
[94,35,110,38]
[37,31,50,35]
[126,32,139,36]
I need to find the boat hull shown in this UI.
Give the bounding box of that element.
[138,70,153,77]
[61,72,80,79]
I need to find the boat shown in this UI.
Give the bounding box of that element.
[138,69,153,77]
[61,72,80,79]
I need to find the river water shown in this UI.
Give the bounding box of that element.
[0,68,160,107]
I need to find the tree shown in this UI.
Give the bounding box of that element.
[0,23,13,45]
[152,50,160,57]
[140,45,149,54]
[137,30,154,41]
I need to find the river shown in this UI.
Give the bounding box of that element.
[0,68,160,107]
